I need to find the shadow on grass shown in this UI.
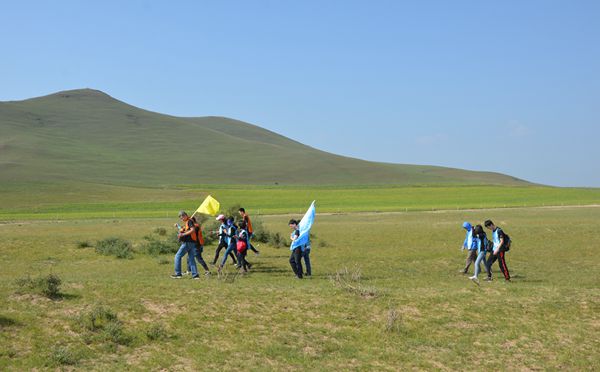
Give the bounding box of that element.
[0,315,21,328]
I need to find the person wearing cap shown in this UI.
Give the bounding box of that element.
[212,214,237,266]
[171,211,200,279]
[460,222,478,274]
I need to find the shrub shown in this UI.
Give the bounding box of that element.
[95,237,133,259]
[75,305,131,345]
[146,323,167,341]
[143,237,177,256]
[16,274,62,299]
[76,240,91,248]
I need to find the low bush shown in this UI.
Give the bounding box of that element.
[142,237,177,256]
[16,273,62,299]
[95,237,133,259]
[75,305,132,346]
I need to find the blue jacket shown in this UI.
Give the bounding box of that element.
[462,222,476,250]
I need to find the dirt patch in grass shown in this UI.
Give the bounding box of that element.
[141,299,181,318]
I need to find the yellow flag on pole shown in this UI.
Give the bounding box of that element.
[195,195,220,216]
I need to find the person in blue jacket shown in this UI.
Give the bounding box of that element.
[217,217,238,274]
[460,222,478,274]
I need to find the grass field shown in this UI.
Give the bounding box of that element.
[1,205,598,370]
[1,183,600,220]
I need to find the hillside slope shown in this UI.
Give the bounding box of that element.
[0,89,528,186]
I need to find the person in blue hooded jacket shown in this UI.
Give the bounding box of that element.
[460,222,478,274]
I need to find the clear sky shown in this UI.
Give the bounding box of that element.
[1,0,599,186]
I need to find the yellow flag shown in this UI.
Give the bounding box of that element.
[195,195,220,216]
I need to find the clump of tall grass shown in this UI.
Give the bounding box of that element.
[146,323,168,341]
[95,237,133,259]
[48,346,79,366]
[329,266,378,298]
[384,308,402,333]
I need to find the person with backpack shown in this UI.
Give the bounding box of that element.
[460,222,478,274]
[469,224,491,282]
[484,219,511,281]
[288,219,303,279]
[238,207,260,255]
[236,221,250,273]
[217,217,238,273]
[171,211,200,279]
[185,216,210,276]
[212,214,237,266]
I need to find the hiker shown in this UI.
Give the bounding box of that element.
[238,207,260,255]
[218,217,238,273]
[469,224,491,282]
[460,222,478,274]
[171,211,200,279]
[484,219,511,281]
[288,219,303,279]
[185,216,210,276]
[236,221,250,272]
[212,214,237,265]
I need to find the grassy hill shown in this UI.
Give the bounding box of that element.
[0,89,528,187]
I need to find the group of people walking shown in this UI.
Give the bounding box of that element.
[461,219,512,283]
[170,208,260,279]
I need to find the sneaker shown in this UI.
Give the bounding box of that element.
[485,277,492,282]
[192,275,200,280]
[204,271,211,276]
[254,251,260,256]
[459,270,467,274]
[170,274,182,279]
[468,275,477,280]
[183,271,190,276]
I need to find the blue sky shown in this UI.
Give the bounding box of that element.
[1,0,599,186]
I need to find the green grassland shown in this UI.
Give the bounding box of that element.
[0,89,527,187]
[1,183,599,220]
[1,206,598,370]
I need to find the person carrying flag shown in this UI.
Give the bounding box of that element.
[171,211,200,279]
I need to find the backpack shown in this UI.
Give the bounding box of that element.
[503,233,511,251]
[189,219,205,246]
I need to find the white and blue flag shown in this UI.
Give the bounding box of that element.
[291,200,316,250]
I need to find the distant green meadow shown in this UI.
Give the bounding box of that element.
[1,183,599,220]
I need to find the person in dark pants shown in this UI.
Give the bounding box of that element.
[460,222,478,274]
[212,214,236,265]
[288,219,303,279]
[238,207,260,255]
[484,219,511,281]
[236,221,250,273]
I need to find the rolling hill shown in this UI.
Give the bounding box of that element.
[0,89,528,187]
